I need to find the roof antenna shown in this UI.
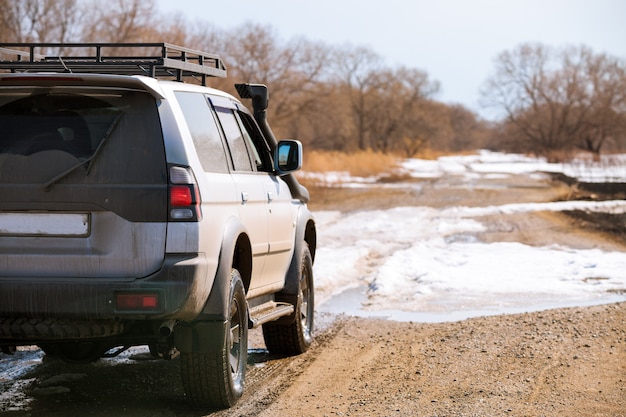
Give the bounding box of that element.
[57,55,72,73]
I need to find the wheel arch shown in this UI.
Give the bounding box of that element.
[199,218,252,320]
[281,208,316,296]
[304,216,317,263]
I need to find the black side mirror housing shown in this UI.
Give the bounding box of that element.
[274,140,303,176]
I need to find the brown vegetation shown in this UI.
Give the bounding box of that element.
[302,149,400,178]
[482,43,626,160]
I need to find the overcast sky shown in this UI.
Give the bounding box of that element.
[157,0,626,120]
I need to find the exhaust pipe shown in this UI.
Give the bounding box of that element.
[159,320,177,337]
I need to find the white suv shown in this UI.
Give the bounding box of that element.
[0,43,317,409]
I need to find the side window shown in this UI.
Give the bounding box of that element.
[235,111,273,172]
[214,107,254,172]
[174,91,229,173]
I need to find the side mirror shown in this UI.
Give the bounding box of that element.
[274,140,303,176]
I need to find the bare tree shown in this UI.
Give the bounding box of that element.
[332,45,385,150]
[445,104,490,152]
[291,85,355,151]
[482,43,626,160]
[82,0,157,43]
[0,0,82,44]
[366,66,440,153]
[217,24,334,139]
[573,51,626,156]
[0,1,17,41]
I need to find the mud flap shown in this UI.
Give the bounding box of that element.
[174,320,227,353]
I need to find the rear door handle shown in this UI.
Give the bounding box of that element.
[241,192,249,204]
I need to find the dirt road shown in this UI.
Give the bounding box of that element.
[1,172,625,417]
[250,305,625,417]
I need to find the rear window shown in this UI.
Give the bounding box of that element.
[174,91,229,173]
[0,87,166,185]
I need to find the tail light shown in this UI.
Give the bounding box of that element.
[168,165,201,221]
[115,292,160,311]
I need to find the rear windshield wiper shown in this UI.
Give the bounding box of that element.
[42,112,123,191]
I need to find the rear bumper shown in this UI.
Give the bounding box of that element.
[0,254,213,321]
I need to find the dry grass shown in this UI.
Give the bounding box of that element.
[301,149,481,177]
[302,150,400,177]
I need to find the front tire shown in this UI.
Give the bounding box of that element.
[263,244,314,355]
[180,269,248,409]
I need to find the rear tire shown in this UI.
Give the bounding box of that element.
[180,270,248,409]
[263,244,314,355]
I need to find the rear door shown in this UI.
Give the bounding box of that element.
[210,96,270,288]
[0,82,168,279]
[234,111,296,282]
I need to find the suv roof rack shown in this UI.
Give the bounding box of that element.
[0,42,226,85]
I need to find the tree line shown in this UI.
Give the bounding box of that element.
[1,0,624,159]
[482,43,626,161]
